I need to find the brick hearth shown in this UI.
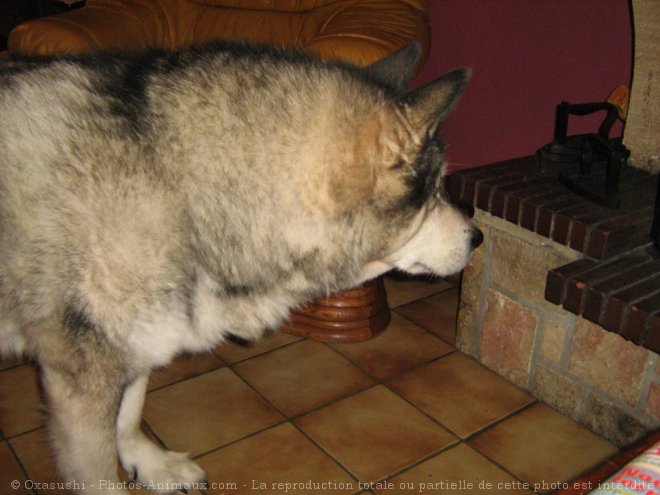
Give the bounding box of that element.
[546,248,660,353]
[448,155,657,259]
[448,155,659,353]
[448,155,659,446]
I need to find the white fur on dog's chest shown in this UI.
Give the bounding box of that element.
[125,270,303,370]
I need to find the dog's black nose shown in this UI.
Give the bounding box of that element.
[470,227,484,250]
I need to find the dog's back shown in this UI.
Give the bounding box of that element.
[0,43,398,358]
[0,41,478,493]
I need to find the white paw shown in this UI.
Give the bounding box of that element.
[120,441,207,494]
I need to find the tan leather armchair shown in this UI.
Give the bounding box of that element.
[7,0,430,343]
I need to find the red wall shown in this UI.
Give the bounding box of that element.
[414,0,633,168]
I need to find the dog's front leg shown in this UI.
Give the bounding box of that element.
[41,364,129,494]
[117,374,207,494]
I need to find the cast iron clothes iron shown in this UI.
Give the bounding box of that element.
[538,100,630,209]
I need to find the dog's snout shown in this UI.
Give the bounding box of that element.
[470,227,484,250]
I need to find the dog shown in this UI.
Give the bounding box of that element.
[0,40,480,493]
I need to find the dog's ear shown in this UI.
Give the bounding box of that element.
[404,68,471,138]
[365,42,422,91]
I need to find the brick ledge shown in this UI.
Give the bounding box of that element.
[546,245,660,354]
[448,156,659,353]
[447,155,658,259]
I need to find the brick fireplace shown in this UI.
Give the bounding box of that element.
[448,156,659,446]
[445,0,659,447]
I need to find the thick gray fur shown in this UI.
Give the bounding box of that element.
[0,41,475,493]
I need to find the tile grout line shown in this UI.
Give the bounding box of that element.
[203,334,464,489]
[145,335,309,394]
[386,280,458,310]
[227,344,379,423]
[3,425,47,442]
[178,368,363,491]
[190,421,284,461]
[347,397,544,493]
[287,421,362,490]
[142,275,465,481]
[4,438,37,495]
[1,275,614,491]
[212,335,304,366]
[146,361,226,393]
[322,336,456,385]
[462,402,546,494]
[133,286,466,483]
[461,400,540,444]
[365,439,461,489]
[391,308,459,348]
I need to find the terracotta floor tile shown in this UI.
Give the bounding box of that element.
[394,289,460,344]
[0,440,30,495]
[232,340,375,417]
[330,314,454,379]
[0,355,27,372]
[384,275,452,308]
[214,331,303,364]
[10,428,146,494]
[0,364,44,438]
[197,423,355,495]
[295,385,457,483]
[9,428,67,495]
[388,353,534,438]
[380,443,535,495]
[0,277,625,492]
[143,368,283,457]
[148,352,224,391]
[469,403,618,493]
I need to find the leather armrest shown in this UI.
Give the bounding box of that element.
[8,0,429,70]
[8,0,176,55]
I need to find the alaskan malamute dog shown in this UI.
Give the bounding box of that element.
[0,41,481,493]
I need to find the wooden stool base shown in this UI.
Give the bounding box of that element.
[281,277,390,343]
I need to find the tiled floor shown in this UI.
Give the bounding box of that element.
[0,275,619,494]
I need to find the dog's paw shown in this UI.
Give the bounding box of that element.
[122,446,207,494]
